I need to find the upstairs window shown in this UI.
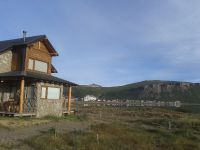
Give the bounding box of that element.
[28,59,48,73]
[35,60,48,73]
[28,59,34,70]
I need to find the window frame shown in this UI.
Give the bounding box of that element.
[41,87,47,99]
[28,59,34,70]
[27,58,49,73]
[34,60,48,73]
[41,86,61,100]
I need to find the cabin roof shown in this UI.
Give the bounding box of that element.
[0,71,78,86]
[0,35,58,56]
[51,64,58,73]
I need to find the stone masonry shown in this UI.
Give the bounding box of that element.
[0,50,12,73]
[36,82,64,118]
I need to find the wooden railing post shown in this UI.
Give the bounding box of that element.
[68,86,72,113]
[19,78,25,113]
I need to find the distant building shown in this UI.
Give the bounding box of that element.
[83,95,97,101]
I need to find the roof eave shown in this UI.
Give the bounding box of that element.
[43,38,59,56]
[0,71,78,86]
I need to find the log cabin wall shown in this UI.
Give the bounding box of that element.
[25,41,52,74]
[11,48,23,71]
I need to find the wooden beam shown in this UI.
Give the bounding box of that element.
[21,46,27,71]
[64,87,67,108]
[39,41,41,49]
[19,78,25,113]
[67,86,72,113]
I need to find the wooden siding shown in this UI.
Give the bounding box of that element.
[25,41,52,74]
[11,48,22,71]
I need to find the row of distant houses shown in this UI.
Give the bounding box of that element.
[82,95,181,107]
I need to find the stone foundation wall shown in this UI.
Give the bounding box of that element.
[36,82,64,118]
[0,50,12,73]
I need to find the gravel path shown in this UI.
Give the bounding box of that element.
[0,120,89,145]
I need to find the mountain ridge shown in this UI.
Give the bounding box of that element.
[73,80,200,103]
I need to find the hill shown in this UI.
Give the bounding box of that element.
[72,80,200,103]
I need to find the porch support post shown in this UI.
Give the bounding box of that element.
[68,86,72,113]
[19,78,25,113]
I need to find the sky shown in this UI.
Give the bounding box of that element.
[0,0,200,86]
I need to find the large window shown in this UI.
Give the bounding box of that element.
[28,59,48,73]
[35,60,48,73]
[47,87,60,99]
[41,86,60,100]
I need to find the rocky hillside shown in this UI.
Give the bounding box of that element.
[73,80,200,103]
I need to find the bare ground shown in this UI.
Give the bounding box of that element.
[0,120,89,146]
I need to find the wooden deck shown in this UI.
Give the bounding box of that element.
[62,108,75,115]
[0,112,36,117]
[0,109,75,117]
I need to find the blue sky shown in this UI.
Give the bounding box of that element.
[0,0,200,86]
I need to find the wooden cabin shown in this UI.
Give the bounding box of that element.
[0,35,77,117]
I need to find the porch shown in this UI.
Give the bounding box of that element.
[0,112,36,117]
[0,71,76,117]
[0,78,36,115]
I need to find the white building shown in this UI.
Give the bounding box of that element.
[83,95,97,102]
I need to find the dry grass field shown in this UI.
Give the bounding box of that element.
[0,105,199,150]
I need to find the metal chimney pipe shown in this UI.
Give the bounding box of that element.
[23,31,27,42]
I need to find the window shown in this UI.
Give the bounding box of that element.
[41,86,60,100]
[47,87,60,99]
[28,59,48,73]
[41,87,47,99]
[35,60,48,73]
[28,59,34,70]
